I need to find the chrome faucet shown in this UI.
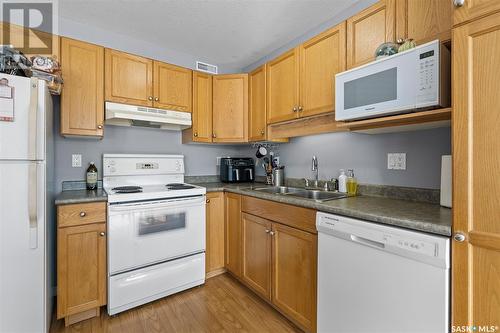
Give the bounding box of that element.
[312,155,318,187]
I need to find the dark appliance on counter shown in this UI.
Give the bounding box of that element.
[220,157,255,183]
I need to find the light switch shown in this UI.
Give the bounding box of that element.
[72,154,82,168]
[388,153,406,170]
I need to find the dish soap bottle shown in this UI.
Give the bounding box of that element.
[346,169,358,196]
[338,169,347,193]
[86,162,98,190]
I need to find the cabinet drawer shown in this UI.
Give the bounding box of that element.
[242,196,316,233]
[58,202,106,227]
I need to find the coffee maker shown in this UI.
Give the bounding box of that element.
[219,158,255,183]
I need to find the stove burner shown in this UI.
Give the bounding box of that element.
[112,186,143,193]
[166,183,196,190]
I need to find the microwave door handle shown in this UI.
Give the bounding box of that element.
[28,163,38,249]
[28,78,38,160]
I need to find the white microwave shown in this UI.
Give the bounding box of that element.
[335,40,450,121]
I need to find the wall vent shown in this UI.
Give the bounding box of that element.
[196,61,218,74]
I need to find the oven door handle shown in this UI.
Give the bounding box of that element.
[108,196,205,212]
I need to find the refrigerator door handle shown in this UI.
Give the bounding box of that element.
[28,163,38,249]
[27,78,38,160]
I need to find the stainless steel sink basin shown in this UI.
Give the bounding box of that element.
[251,186,347,202]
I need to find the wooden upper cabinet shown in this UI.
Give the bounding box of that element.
[206,192,225,275]
[225,193,242,278]
[212,74,248,142]
[299,22,346,118]
[452,12,500,329]
[267,48,300,124]
[396,0,452,44]
[60,38,104,137]
[272,222,317,332]
[57,222,106,319]
[249,65,267,141]
[347,0,396,69]
[191,71,213,143]
[153,62,192,112]
[105,49,153,107]
[453,0,500,26]
[241,213,272,300]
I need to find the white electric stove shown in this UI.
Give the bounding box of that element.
[103,154,206,315]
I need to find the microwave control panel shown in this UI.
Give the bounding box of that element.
[417,48,438,103]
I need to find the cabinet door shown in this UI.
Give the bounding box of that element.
[241,213,272,300]
[105,49,153,107]
[212,74,248,142]
[396,0,452,44]
[266,48,300,124]
[153,61,192,112]
[191,71,213,142]
[249,65,267,141]
[57,223,106,319]
[346,0,396,69]
[452,13,500,329]
[272,223,317,332]
[299,22,346,118]
[60,38,104,137]
[206,192,225,275]
[453,0,500,26]
[225,193,242,278]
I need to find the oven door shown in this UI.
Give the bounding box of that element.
[108,195,205,275]
[335,51,417,121]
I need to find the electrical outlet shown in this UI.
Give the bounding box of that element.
[388,153,406,170]
[72,154,82,168]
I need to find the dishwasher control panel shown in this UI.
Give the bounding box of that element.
[383,234,437,257]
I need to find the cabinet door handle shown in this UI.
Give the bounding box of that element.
[292,106,298,112]
[212,133,217,138]
[269,231,275,236]
[265,229,270,233]
[260,130,265,135]
[453,0,464,7]
[194,132,198,137]
[148,96,153,101]
[298,106,303,112]
[80,211,86,217]
[97,125,103,129]
[154,97,159,102]
[206,199,210,203]
[453,233,466,242]
[100,232,105,237]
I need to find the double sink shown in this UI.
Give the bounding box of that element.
[247,186,348,202]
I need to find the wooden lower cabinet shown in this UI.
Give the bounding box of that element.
[240,196,317,333]
[225,193,242,278]
[205,192,225,277]
[57,202,107,326]
[242,213,272,300]
[272,222,317,333]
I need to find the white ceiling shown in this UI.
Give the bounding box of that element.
[59,0,357,71]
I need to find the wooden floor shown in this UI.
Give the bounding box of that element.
[50,273,301,333]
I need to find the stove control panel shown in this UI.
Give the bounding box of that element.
[136,162,159,170]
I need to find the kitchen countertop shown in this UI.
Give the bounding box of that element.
[199,182,452,237]
[54,182,451,236]
[55,188,108,205]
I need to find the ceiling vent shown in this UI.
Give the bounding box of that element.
[196,61,218,74]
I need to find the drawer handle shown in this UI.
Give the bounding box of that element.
[100,232,105,237]
[80,211,86,217]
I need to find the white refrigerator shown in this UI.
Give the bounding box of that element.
[0,74,54,333]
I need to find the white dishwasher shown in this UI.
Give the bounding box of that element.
[316,212,450,333]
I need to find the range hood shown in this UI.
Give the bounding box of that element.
[105,102,192,131]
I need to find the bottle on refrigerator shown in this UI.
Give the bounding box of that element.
[346,169,358,196]
[338,169,347,193]
[86,162,98,190]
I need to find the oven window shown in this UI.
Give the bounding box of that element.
[138,212,186,235]
[344,68,397,109]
